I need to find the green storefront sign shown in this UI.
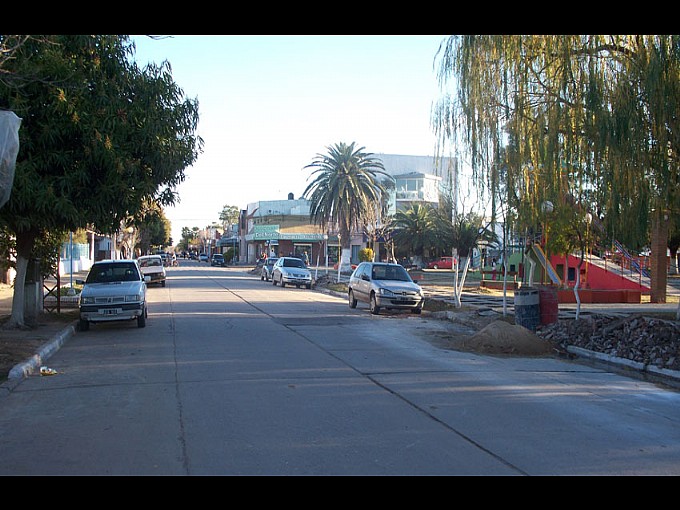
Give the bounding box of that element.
[247,225,280,241]
[279,233,327,241]
[246,225,327,242]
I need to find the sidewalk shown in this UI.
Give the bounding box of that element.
[0,274,82,385]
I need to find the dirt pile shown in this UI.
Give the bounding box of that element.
[429,310,557,357]
[460,320,555,356]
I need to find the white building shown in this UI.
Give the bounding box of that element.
[376,153,459,214]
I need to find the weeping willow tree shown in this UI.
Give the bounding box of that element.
[433,35,680,315]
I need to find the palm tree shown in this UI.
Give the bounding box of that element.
[303,142,392,273]
[390,204,439,267]
[450,211,499,307]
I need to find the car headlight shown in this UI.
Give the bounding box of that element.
[378,288,396,297]
[81,296,95,305]
[125,294,142,302]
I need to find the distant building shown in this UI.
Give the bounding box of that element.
[237,155,461,265]
[242,193,327,265]
[376,154,459,214]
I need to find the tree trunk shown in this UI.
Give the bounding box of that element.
[650,209,669,303]
[453,255,471,308]
[339,247,352,273]
[337,228,353,274]
[4,228,38,330]
[573,253,585,321]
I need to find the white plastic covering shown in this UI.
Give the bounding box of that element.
[0,110,21,209]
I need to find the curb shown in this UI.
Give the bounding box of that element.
[0,322,77,396]
[565,345,680,390]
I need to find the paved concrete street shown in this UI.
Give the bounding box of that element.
[1,263,680,475]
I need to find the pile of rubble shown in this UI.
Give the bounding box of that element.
[536,314,680,371]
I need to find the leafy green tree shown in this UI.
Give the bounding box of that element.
[178,226,198,253]
[390,203,439,267]
[303,142,392,273]
[433,35,680,308]
[134,202,171,255]
[219,204,240,234]
[0,35,202,327]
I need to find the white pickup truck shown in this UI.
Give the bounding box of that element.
[136,255,167,287]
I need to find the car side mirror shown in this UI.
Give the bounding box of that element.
[361,274,370,281]
[76,279,85,285]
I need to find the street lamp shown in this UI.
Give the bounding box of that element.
[541,201,554,284]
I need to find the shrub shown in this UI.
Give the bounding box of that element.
[359,248,374,262]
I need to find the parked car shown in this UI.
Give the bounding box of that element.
[348,262,424,315]
[211,253,226,267]
[156,252,171,267]
[199,253,209,262]
[333,262,358,271]
[136,254,167,287]
[260,257,279,281]
[271,257,313,289]
[76,259,149,331]
[426,256,455,270]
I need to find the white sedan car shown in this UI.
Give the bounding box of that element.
[137,254,166,287]
[77,259,150,331]
[271,257,313,289]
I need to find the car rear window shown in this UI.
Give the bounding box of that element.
[139,258,161,267]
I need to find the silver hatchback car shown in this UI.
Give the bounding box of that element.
[348,262,424,315]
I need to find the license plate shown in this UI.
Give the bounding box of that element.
[100,308,120,316]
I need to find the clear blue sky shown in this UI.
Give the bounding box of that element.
[131,35,449,244]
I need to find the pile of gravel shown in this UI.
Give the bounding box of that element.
[536,314,680,370]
